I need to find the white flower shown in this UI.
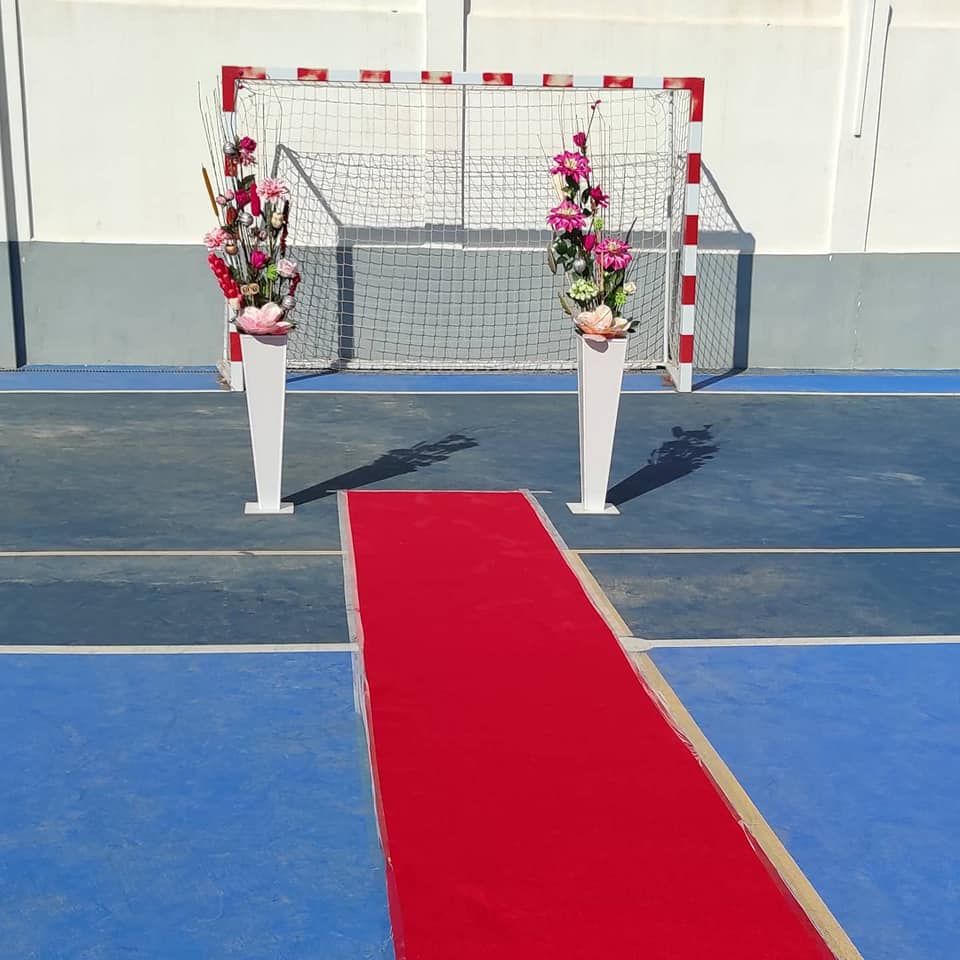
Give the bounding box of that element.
[270,211,284,229]
[623,281,637,294]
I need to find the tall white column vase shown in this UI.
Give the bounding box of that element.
[567,335,628,516]
[240,334,294,515]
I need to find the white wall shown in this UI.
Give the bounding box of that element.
[9,0,960,255]
[17,0,425,243]
[866,1,960,251]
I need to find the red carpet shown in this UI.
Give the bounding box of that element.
[345,491,835,959]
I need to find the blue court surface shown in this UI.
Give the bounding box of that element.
[1,373,958,958]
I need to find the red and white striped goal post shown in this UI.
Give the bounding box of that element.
[220,67,704,392]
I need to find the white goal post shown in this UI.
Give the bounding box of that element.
[219,67,703,392]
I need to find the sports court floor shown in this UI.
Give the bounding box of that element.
[1,370,958,959]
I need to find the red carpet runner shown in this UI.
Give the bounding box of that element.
[345,491,834,959]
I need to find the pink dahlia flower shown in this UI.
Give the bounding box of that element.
[596,237,632,271]
[589,186,609,209]
[249,250,269,270]
[550,150,591,182]
[258,177,290,205]
[203,227,230,250]
[575,305,629,341]
[546,200,586,233]
[236,302,291,336]
[572,131,587,149]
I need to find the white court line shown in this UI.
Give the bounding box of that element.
[621,635,960,651]
[578,546,960,555]
[0,549,343,558]
[0,642,357,655]
[4,389,960,397]
[3,546,957,558]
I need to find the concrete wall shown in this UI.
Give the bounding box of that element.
[1,0,959,369]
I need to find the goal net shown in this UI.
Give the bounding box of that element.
[228,74,694,374]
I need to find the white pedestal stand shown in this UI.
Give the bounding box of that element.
[567,335,627,516]
[240,333,294,515]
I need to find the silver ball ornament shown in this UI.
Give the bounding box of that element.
[572,258,587,274]
[238,211,254,227]
[222,142,239,157]
[281,295,296,311]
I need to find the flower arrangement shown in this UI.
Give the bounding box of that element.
[201,136,300,336]
[546,102,639,340]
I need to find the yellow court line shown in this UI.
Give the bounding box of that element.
[562,549,864,960]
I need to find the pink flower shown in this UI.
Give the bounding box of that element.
[234,189,250,208]
[237,303,291,335]
[239,150,257,166]
[250,250,269,270]
[546,200,586,233]
[575,305,628,340]
[550,150,591,182]
[596,237,632,271]
[249,182,262,217]
[203,227,230,250]
[258,177,290,205]
[583,233,597,253]
[589,186,609,208]
[572,131,587,149]
[277,258,299,278]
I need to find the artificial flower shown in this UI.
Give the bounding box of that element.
[595,237,632,271]
[236,302,292,335]
[234,189,250,208]
[277,258,299,278]
[249,182,262,217]
[572,131,587,149]
[238,137,257,166]
[270,211,284,229]
[612,288,628,309]
[258,177,290,205]
[589,186,609,208]
[550,150,591,182]
[569,278,599,301]
[575,305,629,340]
[203,227,230,250]
[250,250,269,270]
[623,281,637,294]
[583,233,597,253]
[546,200,586,232]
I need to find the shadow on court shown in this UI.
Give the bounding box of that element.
[609,425,717,507]
[287,432,479,505]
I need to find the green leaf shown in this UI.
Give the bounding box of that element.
[237,174,256,191]
[546,243,557,274]
[559,293,577,317]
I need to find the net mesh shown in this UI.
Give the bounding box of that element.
[233,80,691,371]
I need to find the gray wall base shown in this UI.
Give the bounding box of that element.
[2,243,958,370]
